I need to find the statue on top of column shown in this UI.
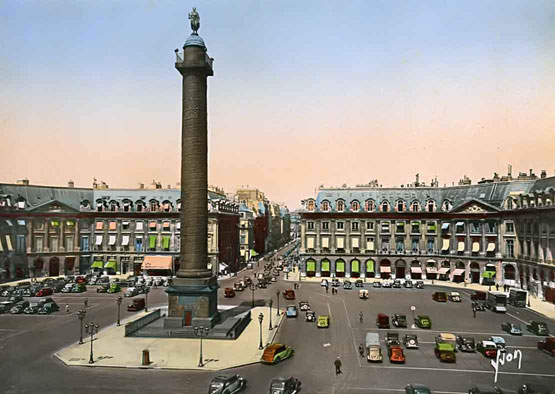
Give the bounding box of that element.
[189,7,200,34]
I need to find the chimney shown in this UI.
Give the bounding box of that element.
[541,170,547,179]
[138,183,145,189]
[16,178,29,186]
[68,179,75,188]
[529,169,533,177]
[508,164,512,177]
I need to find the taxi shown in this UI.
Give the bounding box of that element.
[317,315,330,328]
[434,342,456,363]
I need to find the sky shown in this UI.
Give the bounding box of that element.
[1,0,554,210]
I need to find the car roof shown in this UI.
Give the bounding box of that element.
[489,336,505,342]
[481,340,496,346]
[450,292,460,295]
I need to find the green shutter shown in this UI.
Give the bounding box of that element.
[105,260,117,269]
[482,271,496,278]
[412,221,420,226]
[366,259,374,272]
[66,220,75,226]
[321,260,330,271]
[51,220,60,227]
[428,223,436,232]
[149,235,157,249]
[306,260,316,272]
[351,260,359,273]
[91,260,104,268]
[162,236,170,249]
[336,261,345,272]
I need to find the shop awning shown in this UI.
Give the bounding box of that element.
[108,235,116,246]
[149,221,157,229]
[380,266,391,273]
[306,260,316,272]
[366,259,374,272]
[441,223,450,231]
[457,241,465,252]
[336,261,345,272]
[487,242,496,252]
[91,260,104,269]
[428,223,437,232]
[306,237,315,249]
[109,221,117,231]
[336,237,345,249]
[442,239,450,251]
[397,221,405,228]
[0,239,3,252]
[453,268,465,276]
[351,237,359,248]
[472,242,480,252]
[95,235,103,246]
[162,236,170,249]
[149,235,157,249]
[141,255,172,270]
[438,267,450,274]
[95,222,103,230]
[176,222,181,230]
[136,221,144,231]
[122,221,129,227]
[366,240,375,251]
[411,267,422,273]
[482,271,496,279]
[17,220,25,226]
[51,220,60,227]
[426,259,436,263]
[104,260,117,270]
[351,260,360,273]
[322,237,329,248]
[321,260,330,271]
[66,220,74,226]
[427,267,438,274]
[122,235,130,246]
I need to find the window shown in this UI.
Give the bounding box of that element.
[321,201,330,212]
[50,237,59,252]
[426,200,436,212]
[337,200,345,212]
[396,200,406,212]
[322,221,329,231]
[396,221,405,233]
[427,221,437,233]
[506,222,514,233]
[352,221,359,231]
[149,200,159,212]
[240,235,246,244]
[366,221,374,231]
[65,236,74,252]
[411,201,420,212]
[307,200,315,211]
[381,221,390,233]
[80,236,89,252]
[34,221,45,230]
[381,238,390,252]
[365,199,375,212]
[122,221,130,231]
[337,221,344,231]
[16,235,25,253]
[411,221,420,234]
[307,221,315,231]
[411,238,419,252]
[487,221,497,233]
[471,222,481,234]
[506,199,513,210]
[351,201,360,212]
[442,200,452,211]
[96,201,104,212]
[506,239,514,258]
[136,202,144,212]
[110,201,118,212]
[35,236,44,252]
[427,238,435,253]
[455,222,465,234]
[149,221,157,231]
[135,237,143,252]
[163,221,171,231]
[396,238,404,253]
[163,202,172,212]
[381,200,390,212]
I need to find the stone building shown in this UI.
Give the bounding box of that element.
[238,203,256,264]
[298,172,555,302]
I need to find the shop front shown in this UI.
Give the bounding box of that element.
[335,259,345,278]
[320,259,330,277]
[365,259,375,278]
[141,255,172,277]
[350,259,360,278]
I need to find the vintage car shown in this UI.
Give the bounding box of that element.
[355,279,364,287]
[414,315,431,329]
[128,298,145,312]
[359,289,369,299]
[373,282,382,288]
[488,336,506,352]
[415,281,424,289]
[1,287,14,297]
[432,292,447,302]
[403,334,419,349]
[331,279,341,287]
[405,384,431,394]
[467,384,506,394]
[382,281,392,288]
[376,313,390,329]
[526,321,550,336]
[385,332,401,348]
[10,300,30,314]
[61,283,74,293]
[537,337,555,357]
[36,287,53,297]
[388,346,405,363]
[107,283,121,294]
[305,311,316,322]
[208,374,246,394]
[38,302,58,314]
[96,283,110,293]
[366,333,383,362]
[266,377,301,394]
[257,281,267,289]
[434,342,456,363]
[260,343,294,364]
[501,322,523,335]
[224,288,235,298]
[317,315,330,328]
[392,314,407,328]
[476,340,498,358]
[286,305,298,318]
[298,301,310,311]
[403,280,413,288]
[471,291,487,301]
[456,335,476,352]
[392,280,402,289]
[448,292,462,302]
[71,283,86,293]
[233,282,244,292]
[343,280,353,290]
[24,301,42,315]
[125,287,139,297]
[473,301,487,311]
[283,289,295,300]
[435,333,457,349]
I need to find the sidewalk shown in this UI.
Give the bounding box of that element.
[54,306,285,371]
[285,269,555,321]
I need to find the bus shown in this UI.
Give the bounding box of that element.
[508,289,527,307]
[486,291,507,313]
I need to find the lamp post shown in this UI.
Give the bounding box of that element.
[249,282,256,308]
[276,289,280,316]
[193,326,210,367]
[144,287,150,312]
[258,313,264,350]
[269,299,273,330]
[116,295,122,326]
[77,309,86,344]
[410,305,416,329]
[85,321,99,364]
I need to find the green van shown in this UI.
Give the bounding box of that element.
[107,283,121,293]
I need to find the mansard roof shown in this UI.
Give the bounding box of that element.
[0,183,93,211]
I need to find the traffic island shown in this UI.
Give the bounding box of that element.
[54,306,284,371]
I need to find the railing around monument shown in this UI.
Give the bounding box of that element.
[174,51,213,69]
[124,308,161,337]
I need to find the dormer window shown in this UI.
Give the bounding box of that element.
[177,200,182,211]
[96,200,105,212]
[381,200,390,213]
[122,200,132,212]
[337,200,345,212]
[80,200,90,209]
[351,201,360,212]
[307,200,315,211]
[109,201,119,212]
[162,201,172,212]
[16,199,26,209]
[442,200,452,212]
[411,201,420,212]
[365,199,375,212]
[396,200,406,212]
[321,200,330,212]
[506,199,513,210]
[136,201,145,212]
[149,200,159,212]
[426,200,436,212]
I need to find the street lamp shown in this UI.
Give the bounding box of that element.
[194,326,210,367]
[258,313,264,350]
[85,321,100,364]
[276,289,280,316]
[249,282,256,308]
[410,305,416,329]
[77,309,86,344]
[144,287,150,312]
[269,299,273,330]
[116,295,123,326]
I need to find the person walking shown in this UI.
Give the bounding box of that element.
[359,311,364,323]
[325,285,329,294]
[65,304,70,314]
[472,304,476,318]
[358,344,365,358]
[83,298,88,308]
[495,283,499,292]
[334,357,342,375]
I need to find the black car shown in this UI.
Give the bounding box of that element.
[403,334,419,349]
[526,321,550,336]
[404,280,413,288]
[518,383,554,394]
[355,279,364,287]
[207,374,246,394]
[456,335,476,352]
[415,281,424,289]
[331,279,341,287]
[343,281,353,290]
[267,377,301,394]
[473,301,486,311]
[373,282,382,288]
[468,384,506,394]
[392,280,402,288]
[385,332,401,347]
[406,384,431,394]
[392,314,407,328]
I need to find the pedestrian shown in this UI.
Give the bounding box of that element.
[472,306,476,318]
[496,283,499,292]
[334,357,342,375]
[325,285,329,294]
[65,304,70,314]
[358,344,364,358]
[83,298,88,308]
[359,311,364,323]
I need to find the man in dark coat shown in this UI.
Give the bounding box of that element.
[334,357,342,374]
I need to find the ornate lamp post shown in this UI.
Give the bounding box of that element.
[85,321,100,364]
[194,326,210,367]
[275,289,280,315]
[249,282,256,308]
[116,295,123,326]
[410,305,416,329]
[268,299,273,330]
[258,313,264,350]
[144,287,150,312]
[77,309,86,344]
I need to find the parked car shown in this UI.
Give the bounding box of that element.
[233,283,244,292]
[448,292,462,302]
[468,384,506,394]
[403,280,413,288]
[403,334,419,349]
[501,322,523,335]
[317,315,330,328]
[97,283,109,293]
[24,302,42,314]
[343,280,353,290]
[286,305,298,318]
[305,311,316,322]
[435,333,457,350]
[373,282,382,288]
[406,384,431,394]
[331,279,341,287]
[473,301,487,311]
[435,342,456,363]
[526,321,550,336]
[476,340,498,358]
[385,332,401,348]
[283,289,295,300]
[224,288,235,298]
[266,377,301,394]
[392,280,402,289]
[207,374,246,394]
[414,315,431,329]
[1,287,14,297]
[456,335,476,352]
[355,279,364,287]
[359,289,369,299]
[392,314,407,328]
[388,346,405,363]
[10,300,30,314]
[382,281,392,288]
[51,282,65,293]
[38,302,59,314]
[128,298,146,311]
[257,281,267,289]
[471,291,487,301]
[537,337,555,357]
[298,301,310,311]
[366,332,383,363]
[71,283,86,293]
[260,343,294,364]
[432,292,447,302]
[376,313,390,328]
[488,336,506,352]
[415,281,424,289]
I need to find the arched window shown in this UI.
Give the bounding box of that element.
[96,200,104,212]
[351,200,360,212]
[506,198,513,210]
[109,200,119,212]
[321,200,330,212]
[122,199,133,212]
[336,200,345,212]
[365,199,375,212]
[426,200,436,212]
[442,200,452,211]
[381,200,390,212]
[135,200,145,212]
[177,199,182,211]
[396,200,406,212]
[80,200,90,209]
[162,200,172,212]
[410,201,420,212]
[149,200,159,212]
[307,200,315,211]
